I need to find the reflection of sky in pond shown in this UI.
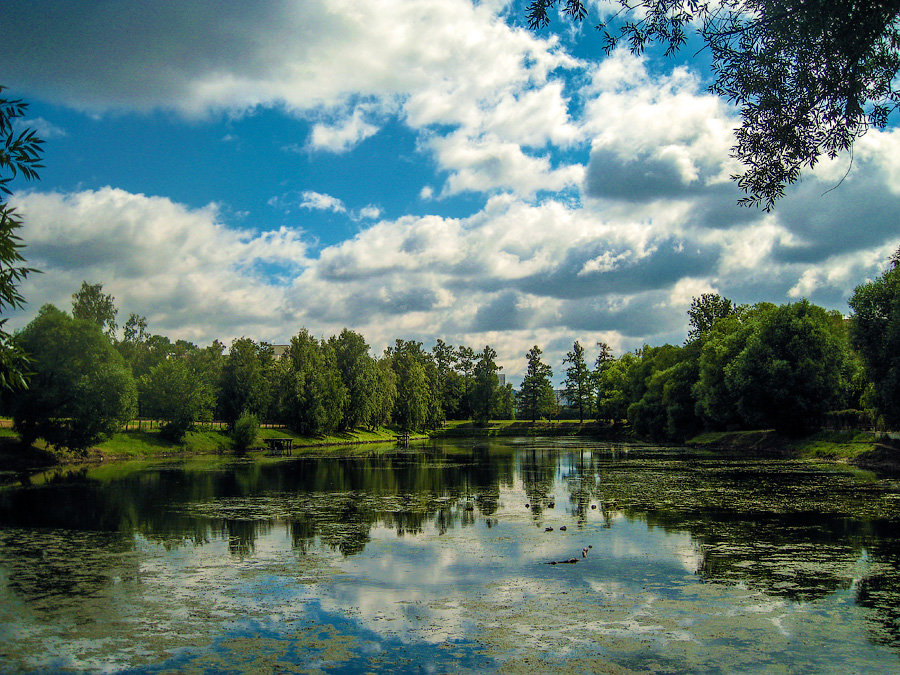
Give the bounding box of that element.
[0,440,899,672]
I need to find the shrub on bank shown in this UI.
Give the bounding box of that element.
[233,412,259,452]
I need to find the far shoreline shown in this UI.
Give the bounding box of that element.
[1,420,898,478]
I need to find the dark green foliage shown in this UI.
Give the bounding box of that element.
[0,87,43,390]
[317,341,348,432]
[626,344,700,441]
[183,340,225,420]
[371,358,397,428]
[596,352,637,422]
[422,356,445,430]
[432,339,465,419]
[12,305,136,452]
[386,339,446,430]
[72,281,118,339]
[660,356,702,440]
[695,301,848,436]
[390,347,428,431]
[849,257,900,427]
[329,329,377,429]
[232,411,258,452]
[276,329,347,436]
[455,345,476,419]
[687,293,737,343]
[519,345,554,422]
[139,358,213,441]
[563,341,592,422]
[527,0,900,210]
[593,341,614,418]
[472,345,500,424]
[496,383,516,420]
[219,338,273,426]
[729,301,847,435]
[694,309,768,430]
[121,333,175,380]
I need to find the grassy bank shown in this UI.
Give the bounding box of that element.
[433,419,626,438]
[4,417,898,475]
[98,424,414,459]
[687,429,875,457]
[686,429,900,473]
[0,420,418,470]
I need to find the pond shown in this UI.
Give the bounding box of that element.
[1,437,899,673]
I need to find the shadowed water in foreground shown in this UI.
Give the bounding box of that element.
[1,438,899,672]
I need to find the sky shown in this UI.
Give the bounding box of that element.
[2,0,899,382]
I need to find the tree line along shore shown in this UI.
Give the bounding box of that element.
[2,250,900,470]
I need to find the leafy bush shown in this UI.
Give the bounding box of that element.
[232,411,258,452]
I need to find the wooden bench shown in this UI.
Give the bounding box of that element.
[263,437,294,456]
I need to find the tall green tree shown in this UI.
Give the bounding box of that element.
[371,358,398,429]
[219,337,273,426]
[472,345,500,424]
[0,88,43,389]
[694,301,848,435]
[139,358,213,441]
[694,305,774,429]
[72,281,119,339]
[432,339,464,419]
[563,341,592,423]
[455,345,476,419]
[329,328,377,429]
[593,341,614,417]
[518,345,554,423]
[627,343,702,441]
[117,313,148,369]
[422,356,445,430]
[849,252,900,427]
[496,382,516,420]
[318,339,349,432]
[184,339,225,420]
[687,294,737,343]
[624,344,684,439]
[12,305,136,452]
[729,300,848,435]
[391,347,428,431]
[596,352,638,423]
[278,329,347,436]
[527,0,900,209]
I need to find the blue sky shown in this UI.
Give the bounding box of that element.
[3,0,899,380]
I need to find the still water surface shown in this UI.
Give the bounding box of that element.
[1,438,899,673]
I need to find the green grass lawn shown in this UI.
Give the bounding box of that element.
[96,423,410,460]
[792,430,877,459]
[256,425,403,445]
[687,429,877,459]
[0,417,413,465]
[432,419,614,437]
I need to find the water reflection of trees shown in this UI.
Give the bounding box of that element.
[854,521,900,647]
[1,443,900,651]
[0,444,517,565]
